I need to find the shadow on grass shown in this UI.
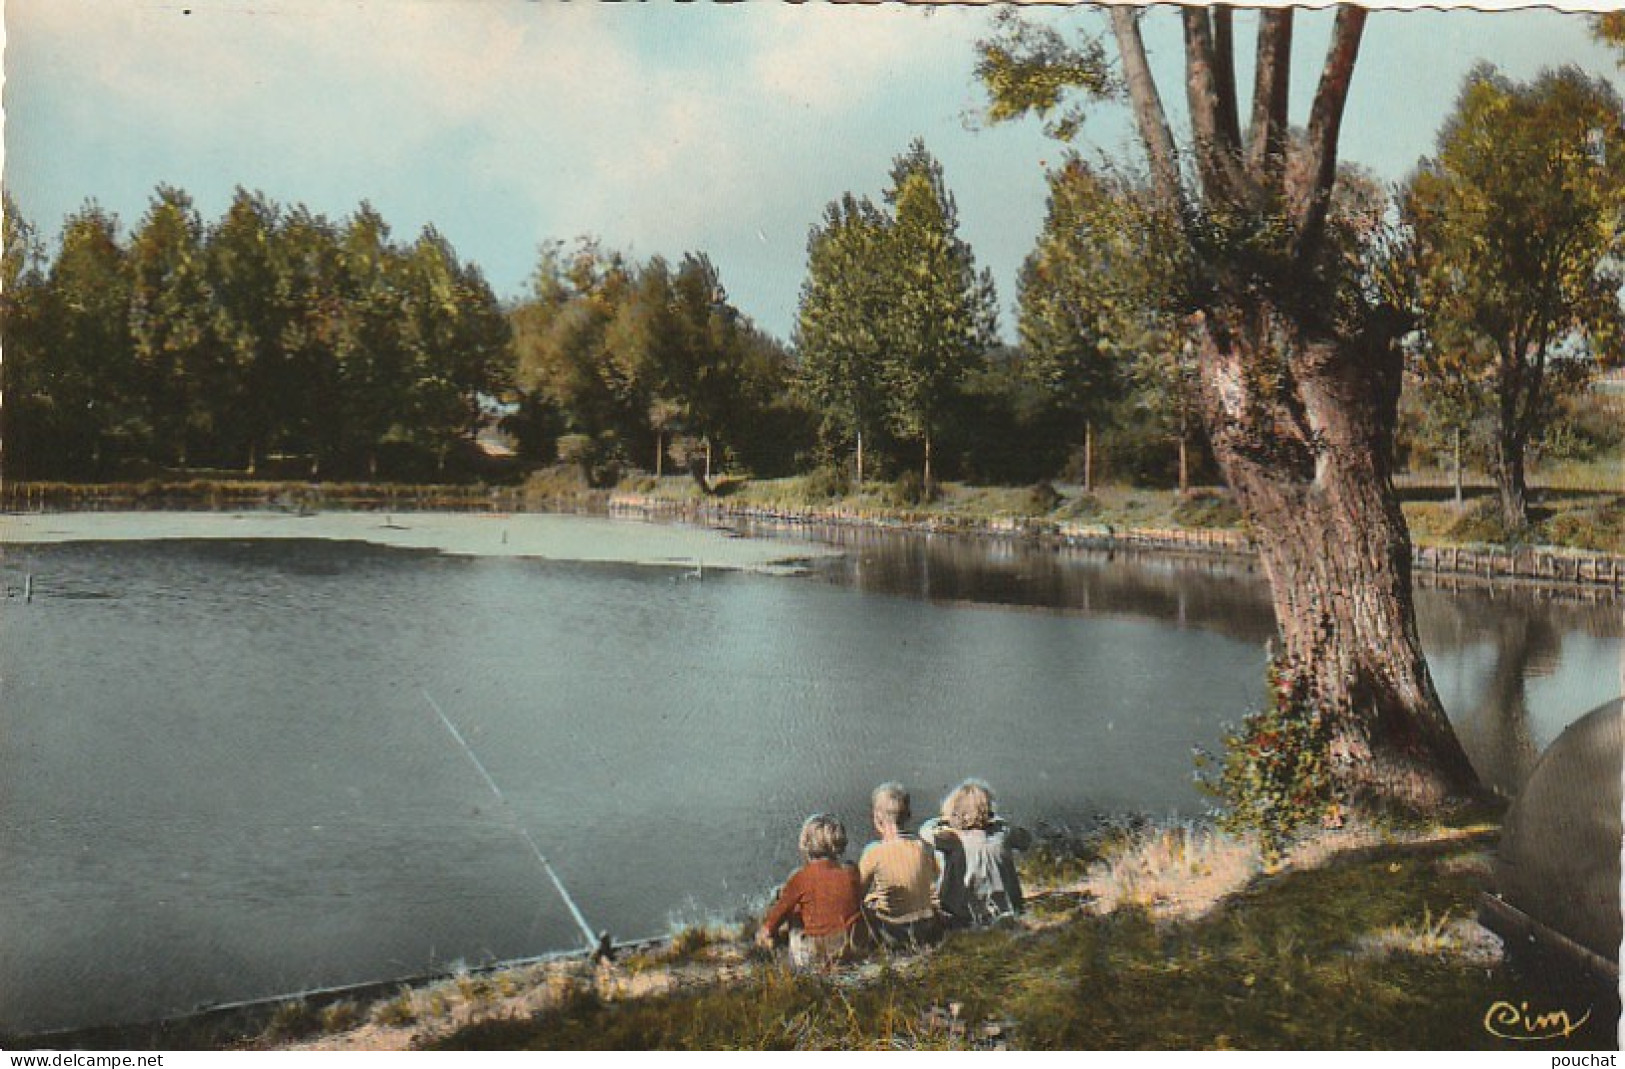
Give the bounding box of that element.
[429,836,1615,1052]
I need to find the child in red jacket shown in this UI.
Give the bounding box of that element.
[756,813,864,971]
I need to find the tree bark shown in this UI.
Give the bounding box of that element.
[1293,7,1366,259]
[1177,428,1189,497]
[1452,425,1463,509]
[1246,9,1293,184]
[1495,338,1532,528]
[1110,7,1185,214]
[1108,1,1483,809]
[1494,426,1529,530]
[1194,305,1481,806]
[1182,7,1246,204]
[1084,419,1094,493]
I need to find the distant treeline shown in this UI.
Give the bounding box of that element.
[0,182,1217,489]
[2,188,512,481]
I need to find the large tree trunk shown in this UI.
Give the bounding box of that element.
[1104,4,1483,811]
[1195,304,1482,807]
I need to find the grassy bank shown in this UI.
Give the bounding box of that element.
[615,470,1625,559]
[409,819,1614,1051]
[7,466,1620,557]
[46,815,1599,1052]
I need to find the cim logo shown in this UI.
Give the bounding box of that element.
[1482,1000,1593,1042]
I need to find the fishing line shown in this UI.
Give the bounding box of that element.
[420,686,604,954]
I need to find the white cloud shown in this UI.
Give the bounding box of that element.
[747,4,972,115]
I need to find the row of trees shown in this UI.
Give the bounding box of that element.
[508,241,808,484]
[2,57,1614,525]
[796,141,999,489]
[2,188,510,480]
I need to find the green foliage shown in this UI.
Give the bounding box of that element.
[796,140,997,487]
[1404,63,1625,523]
[556,432,625,489]
[1170,490,1242,529]
[883,470,935,508]
[1200,660,1339,862]
[800,465,849,502]
[974,9,1114,143]
[1540,496,1625,554]
[513,239,806,479]
[1025,480,1061,514]
[4,188,509,481]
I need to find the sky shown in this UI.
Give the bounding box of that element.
[4,1,1622,344]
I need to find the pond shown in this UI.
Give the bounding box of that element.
[0,512,1617,1035]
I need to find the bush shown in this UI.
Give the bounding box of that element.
[1444,498,1529,545]
[556,433,626,489]
[1198,659,1339,862]
[884,470,935,507]
[1026,480,1062,514]
[1541,497,1625,554]
[1171,490,1242,529]
[801,465,848,501]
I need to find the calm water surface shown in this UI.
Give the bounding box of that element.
[0,518,1617,1034]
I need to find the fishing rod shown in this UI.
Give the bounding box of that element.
[420,686,610,959]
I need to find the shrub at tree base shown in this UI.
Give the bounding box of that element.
[1200,659,1340,863]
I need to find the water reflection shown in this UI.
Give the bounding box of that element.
[762,520,1621,798]
[0,527,1617,1034]
[778,523,1278,644]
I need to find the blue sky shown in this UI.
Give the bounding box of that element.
[4,2,1620,343]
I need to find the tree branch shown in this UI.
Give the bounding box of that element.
[1293,5,1368,262]
[1109,6,1185,218]
[1246,8,1293,187]
[1182,6,1246,206]
[1212,6,1242,150]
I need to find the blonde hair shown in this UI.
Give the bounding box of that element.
[942,779,995,832]
[799,813,848,861]
[871,782,911,827]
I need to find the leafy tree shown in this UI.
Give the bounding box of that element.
[512,239,639,466]
[1403,64,1625,527]
[980,6,1481,809]
[1018,158,1180,490]
[206,188,290,471]
[41,203,138,475]
[511,239,785,483]
[395,226,511,473]
[2,195,50,480]
[796,143,996,489]
[794,194,893,485]
[272,204,347,474]
[128,186,225,467]
[881,140,999,489]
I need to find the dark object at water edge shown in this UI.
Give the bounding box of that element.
[1480,697,1622,990]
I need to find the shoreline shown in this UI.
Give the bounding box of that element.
[5,815,1537,1052]
[611,491,1625,599]
[4,483,1621,598]
[0,509,839,574]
